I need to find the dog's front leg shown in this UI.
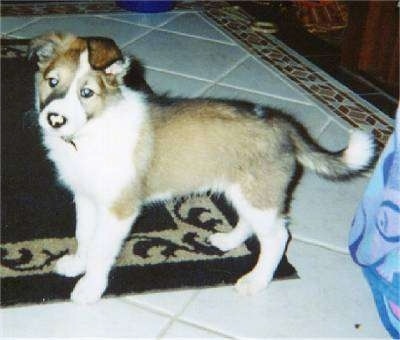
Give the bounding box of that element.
[70,206,138,304]
[55,194,97,277]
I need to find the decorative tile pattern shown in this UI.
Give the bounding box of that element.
[0,1,125,16]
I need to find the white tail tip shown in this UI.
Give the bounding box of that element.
[343,130,375,170]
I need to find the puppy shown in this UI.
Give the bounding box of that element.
[29,32,375,304]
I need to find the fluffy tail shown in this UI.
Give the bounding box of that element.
[290,126,375,180]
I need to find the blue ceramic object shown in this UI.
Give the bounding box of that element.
[116,1,175,13]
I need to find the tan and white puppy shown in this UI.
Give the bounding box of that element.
[30,32,375,304]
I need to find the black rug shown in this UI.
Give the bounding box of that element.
[0,42,297,307]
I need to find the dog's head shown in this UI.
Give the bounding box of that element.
[29,32,130,139]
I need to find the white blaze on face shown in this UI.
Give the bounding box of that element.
[40,50,92,138]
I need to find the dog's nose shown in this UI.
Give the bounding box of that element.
[47,112,67,128]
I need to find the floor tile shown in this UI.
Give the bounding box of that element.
[99,11,180,28]
[1,298,170,338]
[291,112,368,250]
[160,12,233,43]
[123,30,247,81]
[290,169,369,251]
[201,85,328,137]
[162,320,229,338]
[124,289,197,317]
[145,68,212,97]
[317,119,352,150]
[179,241,388,338]
[11,16,150,46]
[0,16,38,34]
[220,57,309,102]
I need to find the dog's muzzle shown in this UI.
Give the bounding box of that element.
[47,112,67,128]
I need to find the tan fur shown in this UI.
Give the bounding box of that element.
[137,101,296,213]
[110,183,141,220]
[31,32,369,222]
[109,100,296,218]
[110,121,153,220]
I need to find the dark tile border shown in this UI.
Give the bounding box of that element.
[0,1,125,16]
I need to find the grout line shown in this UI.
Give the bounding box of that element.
[121,12,187,50]
[247,54,316,105]
[292,234,350,255]
[194,83,215,97]
[175,317,238,339]
[200,12,321,106]
[212,54,250,84]
[145,57,319,108]
[163,319,236,339]
[215,82,316,106]
[121,28,156,49]
[197,11,236,45]
[145,66,214,83]
[95,14,159,29]
[97,11,237,46]
[145,54,249,86]
[16,13,110,19]
[97,10,183,30]
[315,117,333,140]
[199,11,260,65]
[153,27,237,46]
[1,33,23,39]
[184,54,249,97]
[3,17,40,35]
[323,114,355,133]
[119,296,176,318]
[153,11,236,46]
[156,291,201,339]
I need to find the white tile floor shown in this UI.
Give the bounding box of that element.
[0,9,389,338]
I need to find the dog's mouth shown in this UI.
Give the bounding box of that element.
[39,111,81,151]
[61,136,78,150]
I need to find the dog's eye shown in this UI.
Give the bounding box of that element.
[48,78,59,88]
[80,88,94,98]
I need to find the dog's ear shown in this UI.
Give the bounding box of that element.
[28,32,72,65]
[86,37,123,71]
[123,57,154,95]
[102,57,131,86]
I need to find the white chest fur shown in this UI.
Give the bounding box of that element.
[42,89,148,205]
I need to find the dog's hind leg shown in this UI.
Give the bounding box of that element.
[226,184,289,296]
[208,219,253,252]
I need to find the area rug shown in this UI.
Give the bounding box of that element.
[0,42,297,307]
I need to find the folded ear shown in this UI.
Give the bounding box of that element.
[28,32,73,65]
[103,57,131,86]
[86,37,123,70]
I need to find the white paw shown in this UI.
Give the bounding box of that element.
[208,232,236,252]
[71,275,107,305]
[54,254,86,277]
[235,272,270,296]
